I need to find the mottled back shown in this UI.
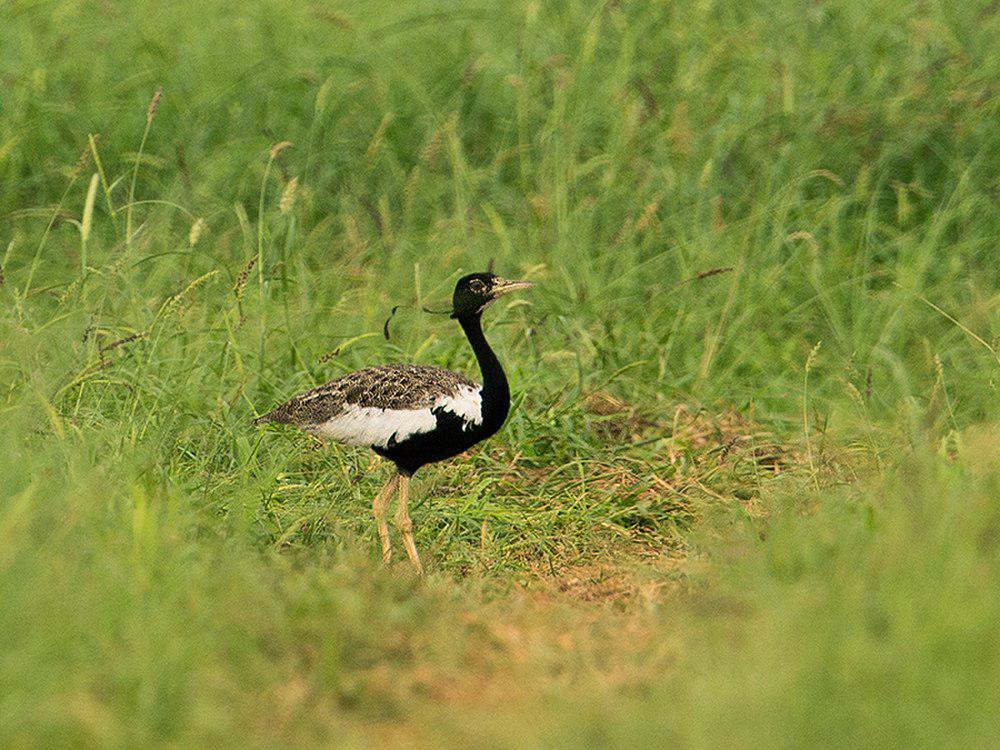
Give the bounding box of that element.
[256,364,479,427]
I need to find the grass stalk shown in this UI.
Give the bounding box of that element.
[79,172,99,277]
[125,89,161,248]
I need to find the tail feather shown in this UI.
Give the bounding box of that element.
[254,405,295,426]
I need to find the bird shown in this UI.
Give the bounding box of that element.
[255,272,533,572]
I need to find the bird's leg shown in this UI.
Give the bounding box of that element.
[372,474,399,563]
[393,474,423,574]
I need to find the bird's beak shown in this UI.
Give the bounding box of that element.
[490,278,534,298]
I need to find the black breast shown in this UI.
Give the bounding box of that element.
[373,404,504,476]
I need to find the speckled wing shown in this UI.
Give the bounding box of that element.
[255,364,483,448]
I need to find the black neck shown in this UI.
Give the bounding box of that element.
[457,313,509,431]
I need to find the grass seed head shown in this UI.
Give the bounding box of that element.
[695,267,733,281]
[279,176,298,215]
[99,331,148,358]
[188,218,206,247]
[269,141,293,160]
[80,173,99,244]
[72,144,93,177]
[365,113,393,161]
[157,270,219,321]
[805,341,823,373]
[146,88,162,124]
[419,126,442,169]
[233,254,258,301]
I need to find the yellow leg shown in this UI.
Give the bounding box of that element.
[372,474,398,563]
[393,474,423,574]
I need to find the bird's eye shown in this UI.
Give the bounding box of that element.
[470,280,486,292]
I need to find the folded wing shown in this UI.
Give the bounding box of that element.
[256,364,483,448]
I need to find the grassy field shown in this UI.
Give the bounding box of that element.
[2,0,999,746]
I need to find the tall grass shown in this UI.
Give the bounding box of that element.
[1,0,997,745]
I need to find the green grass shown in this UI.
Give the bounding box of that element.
[1,0,998,746]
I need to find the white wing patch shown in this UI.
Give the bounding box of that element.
[311,405,435,447]
[311,385,483,448]
[435,384,483,427]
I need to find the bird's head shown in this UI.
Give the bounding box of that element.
[451,273,533,319]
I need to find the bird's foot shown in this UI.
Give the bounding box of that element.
[394,517,423,573]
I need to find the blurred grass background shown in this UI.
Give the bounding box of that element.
[1,0,998,746]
